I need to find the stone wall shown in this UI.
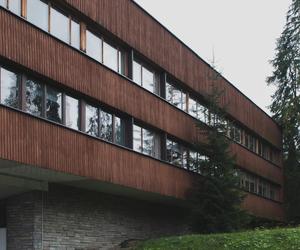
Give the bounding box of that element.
[6,184,190,249]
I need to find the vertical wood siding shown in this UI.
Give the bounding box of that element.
[63,0,281,147]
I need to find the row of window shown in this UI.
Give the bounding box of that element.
[239,171,279,201]
[0,0,280,166]
[0,65,281,202]
[0,67,126,146]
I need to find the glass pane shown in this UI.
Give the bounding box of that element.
[188,97,197,118]
[9,0,21,15]
[114,116,124,146]
[86,30,102,62]
[165,82,173,104]
[46,86,62,123]
[0,0,7,8]
[173,88,182,109]
[182,92,186,111]
[50,7,69,43]
[0,68,19,108]
[133,60,142,85]
[27,0,49,31]
[199,104,208,124]
[172,141,182,167]
[71,20,80,49]
[143,128,154,156]
[166,139,173,163]
[189,150,198,172]
[142,66,155,93]
[85,104,98,137]
[133,125,142,153]
[103,41,118,72]
[25,79,43,116]
[65,95,79,130]
[100,110,113,142]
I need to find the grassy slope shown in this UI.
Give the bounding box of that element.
[135,227,300,250]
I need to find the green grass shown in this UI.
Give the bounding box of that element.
[134,227,300,250]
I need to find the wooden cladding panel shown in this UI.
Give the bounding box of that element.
[0,10,283,185]
[63,0,282,147]
[230,143,284,186]
[0,106,284,221]
[0,106,194,198]
[242,193,285,221]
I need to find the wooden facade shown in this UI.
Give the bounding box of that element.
[0,0,284,221]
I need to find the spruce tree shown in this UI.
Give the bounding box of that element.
[267,0,300,222]
[188,72,247,233]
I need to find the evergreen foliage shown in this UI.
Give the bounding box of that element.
[267,0,300,222]
[188,71,247,233]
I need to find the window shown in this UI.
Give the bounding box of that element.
[114,116,125,146]
[189,150,201,173]
[100,110,113,142]
[65,95,79,130]
[133,59,159,94]
[50,7,69,43]
[86,30,102,62]
[25,79,43,117]
[0,67,19,108]
[27,0,49,31]
[133,61,142,85]
[8,0,21,15]
[46,86,62,123]
[71,20,80,49]
[188,97,209,124]
[133,124,160,158]
[103,41,118,72]
[165,81,186,111]
[142,66,155,93]
[188,97,197,118]
[85,104,99,137]
[166,139,187,169]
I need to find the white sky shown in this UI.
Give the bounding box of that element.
[134,0,291,115]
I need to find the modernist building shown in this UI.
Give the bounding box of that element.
[0,0,284,249]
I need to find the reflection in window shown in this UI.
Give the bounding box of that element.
[133,59,158,94]
[8,0,21,15]
[50,7,69,43]
[103,41,118,72]
[25,79,43,117]
[100,110,113,142]
[86,30,102,62]
[27,0,49,31]
[166,139,187,169]
[85,104,98,137]
[166,81,186,111]
[133,61,142,85]
[0,68,19,108]
[71,20,80,49]
[189,150,204,173]
[133,124,159,158]
[188,97,208,124]
[65,95,79,130]
[142,66,155,93]
[46,87,62,123]
[114,116,125,146]
[133,125,142,153]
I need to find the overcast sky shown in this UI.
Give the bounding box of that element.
[134,0,291,115]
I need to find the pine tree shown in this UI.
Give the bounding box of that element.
[267,0,300,222]
[188,71,247,233]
